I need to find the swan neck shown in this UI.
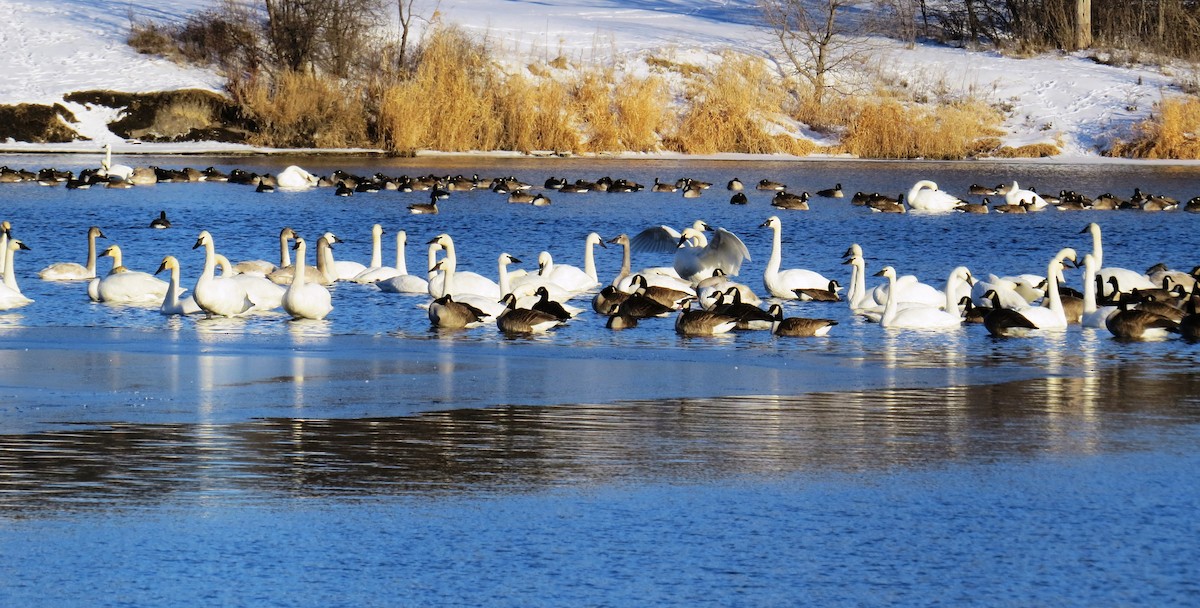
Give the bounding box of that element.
[395,233,408,274]
[1091,227,1103,269]
[498,258,510,295]
[427,244,439,280]
[766,223,782,277]
[86,231,97,274]
[1083,259,1097,313]
[584,239,597,282]
[615,240,631,285]
[1046,257,1065,320]
[280,231,292,267]
[882,272,897,324]
[3,246,18,292]
[293,242,308,287]
[201,240,216,281]
[0,232,6,275]
[370,229,382,268]
[165,265,181,305]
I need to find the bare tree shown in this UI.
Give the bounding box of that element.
[263,0,382,77]
[760,0,872,104]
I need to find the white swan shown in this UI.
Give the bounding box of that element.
[375,231,430,294]
[1081,253,1118,329]
[509,252,582,302]
[154,256,202,315]
[870,271,945,308]
[906,180,964,212]
[267,227,325,286]
[92,245,170,304]
[282,237,333,320]
[608,234,693,293]
[320,232,367,281]
[426,234,500,299]
[1008,248,1078,330]
[760,216,832,299]
[352,224,403,284]
[1081,223,1155,296]
[1005,180,1048,210]
[99,144,134,181]
[874,266,962,330]
[971,274,1027,309]
[672,225,751,282]
[39,226,105,281]
[275,165,318,190]
[0,220,8,277]
[430,255,507,319]
[192,231,255,317]
[215,254,284,312]
[542,232,603,292]
[0,238,33,310]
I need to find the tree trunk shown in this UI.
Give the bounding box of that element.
[1075,0,1092,50]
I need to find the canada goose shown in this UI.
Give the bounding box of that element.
[955,201,989,214]
[756,179,786,191]
[906,180,965,212]
[1180,301,1200,340]
[730,192,749,205]
[531,193,551,206]
[1106,301,1180,340]
[867,194,905,214]
[429,294,487,329]
[727,177,744,191]
[334,181,354,196]
[632,274,692,309]
[960,296,988,323]
[612,292,675,318]
[794,280,843,302]
[968,183,997,196]
[531,286,574,321]
[1185,196,1200,213]
[771,191,809,210]
[766,304,837,337]
[508,190,535,204]
[711,289,773,330]
[408,191,439,214]
[592,285,630,315]
[255,181,275,193]
[992,200,1030,213]
[605,303,639,330]
[982,290,1039,337]
[150,210,171,229]
[815,183,843,198]
[651,178,677,193]
[544,177,567,189]
[496,293,561,334]
[675,301,737,336]
[1134,297,1185,322]
[681,182,704,198]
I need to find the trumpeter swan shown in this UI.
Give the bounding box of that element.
[542,232,603,292]
[1081,254,1118,329]
[39,226,105,280]
[352,224,402,284]
[1005,180,1049,210]
[266,227,322,285]
[215,254,284,312]
[92,245,170,304]
[905,180,964,212]
[608,234,692,293]
[275,165,318,190]
[0,239,33,310]
[874,266,962,330]
[1007,248,1078,330]
[429,256,507,319]
[282,237,333,320]
[99,144,134,181]
[192,231,255,317]
[760,216,833,298]
[154,256,202,315]
[375,231,430,294]
[426,234,501,299]
[319,232,367,281]
[1080,223,1155,296]
[672,225,751,282]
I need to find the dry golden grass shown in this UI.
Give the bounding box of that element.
[1107,95,1200,159]
[668,52,812,155]
[988,142,1062,158]
[835,98,1004,159]
[150,99,215,137]
[234,71,368,148]
[612,74,670,152]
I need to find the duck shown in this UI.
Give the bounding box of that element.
[191,230,256,317]
[39,226,106,281]
[496,293,561,334]
[91,245,170,305]
[873,266,962,330]
[760,216,832,299]
[675,301,737,335]
[375,231,430,294]
[281,236,333,320]
[0,239,33,310]
[766,304,837,337]
[905,180,964,212]
[150,211,171,229]
[154,256,203,315]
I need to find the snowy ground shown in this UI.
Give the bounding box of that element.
[0,0,1185,159]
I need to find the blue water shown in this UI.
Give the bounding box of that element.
[1,155,1199,606]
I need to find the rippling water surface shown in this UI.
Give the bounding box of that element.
[1,155,1198,606]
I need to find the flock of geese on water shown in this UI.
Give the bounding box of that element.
[0,154,1197,341]
[6,146,1200,214]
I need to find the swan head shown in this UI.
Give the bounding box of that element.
[193,230,214,249]
[537,251,553,273]
[88,226,106,240]
[1056,247,1079,267]
[692,220,711,232]
[607,234,629,246]
[155,255,178,275]
[842,243,862,259]
[101,245,121,258]
[760,216,781,229]
[873,266,897,279]
[280,227,296,240]
[498,253,521,266]
[952,266,974,284]
[292,236,307,251]
[587,232,605,247]
[372,224,383,237]
[9,239,29,252]
[322,232,343,245]
[0,220,10,233]
[1080,222,1100,236]
[428,233,452,248]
